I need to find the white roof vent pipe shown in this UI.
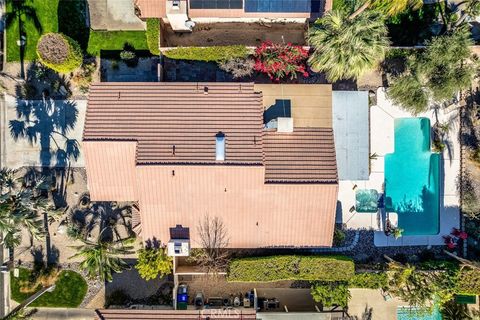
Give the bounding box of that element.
[216,132,225,161]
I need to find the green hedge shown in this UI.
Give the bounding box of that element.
[163,45,249,62]
[146,18,160,55]
[349,272,388,289]
[227,255,354,282]
[457,269,480,295]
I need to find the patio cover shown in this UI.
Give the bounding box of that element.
[332,91,369,181]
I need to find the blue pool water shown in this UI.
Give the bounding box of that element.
[397,306,442,320]
[384,118,440,235]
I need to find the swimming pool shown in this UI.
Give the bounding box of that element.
[384,118,440,235]
[397,306,442,320]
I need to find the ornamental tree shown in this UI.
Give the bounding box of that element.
[253,41,309,81]
[135,240,172,281]
[388,28,475,114]
[36,33,82,73]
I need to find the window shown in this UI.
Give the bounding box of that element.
[216,132,225,161]
[190,0,243,9]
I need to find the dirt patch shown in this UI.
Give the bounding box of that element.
[161,22,307,47]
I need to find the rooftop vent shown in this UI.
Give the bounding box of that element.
[216,132,225,161]
[277,117,293,133]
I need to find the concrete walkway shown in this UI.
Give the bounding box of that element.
[32,308,95,320]
[88,0,145,30]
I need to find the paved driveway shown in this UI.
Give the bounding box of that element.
[88,0,145,30]
[0,95,87,169]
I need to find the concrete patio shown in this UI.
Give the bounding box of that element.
[337,88,460,247]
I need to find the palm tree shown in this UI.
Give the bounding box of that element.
[0,170,62,253]
[70,231,134,282]
[5,0,42,78]
[308,10,390,82]
[349,0,423,19]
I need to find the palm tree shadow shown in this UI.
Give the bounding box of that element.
[9,79,79,207]
[5,0,43,78]
[70,195,134,243]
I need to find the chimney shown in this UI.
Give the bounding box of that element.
[215,132,225,161]
[277,117,293,133]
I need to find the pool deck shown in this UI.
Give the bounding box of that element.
[337,88,460,247]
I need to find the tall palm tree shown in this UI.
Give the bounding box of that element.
[349,0,423,19]
[5,0,42,78]
[308,10,390,82]
[70,231,134,282]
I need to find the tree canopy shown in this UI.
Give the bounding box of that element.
[388,28,476,114]
[308,10,390,82]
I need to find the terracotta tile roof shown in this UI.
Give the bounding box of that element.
[134,0,166,18]
[263,128,337,183]
[95,309,256,319]
[84,82,264,165]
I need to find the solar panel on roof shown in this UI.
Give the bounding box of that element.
[245,0,311,12]
[190,0,243,9]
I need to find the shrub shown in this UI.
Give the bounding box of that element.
[72,61,97,94]
[163,45,249,62]
[254,41,309,81]
[135,245,172,281]
[227,255,354,282]
[120,50,136,61]
[311,282,350,307]
[218,58,255,79]
[36,33,82,73]
[349,272,388,289]
[333,228,346,246]
[457,269,480,295]
[146,18,160,55]
[106,289,131,307]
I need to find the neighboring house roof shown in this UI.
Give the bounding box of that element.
[332,91,369,181]
[96,309,256,319]
[134,0,166,18]
[263,128,337,183]
[84,82,264,165]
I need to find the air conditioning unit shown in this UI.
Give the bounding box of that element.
[167,239,190,257]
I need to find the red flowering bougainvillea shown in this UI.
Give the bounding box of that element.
[253,41,309,81]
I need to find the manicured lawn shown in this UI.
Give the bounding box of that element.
[6,0,150,61]
[6,0,59,61]
[87,31,149,56]
[11,268,87,307]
